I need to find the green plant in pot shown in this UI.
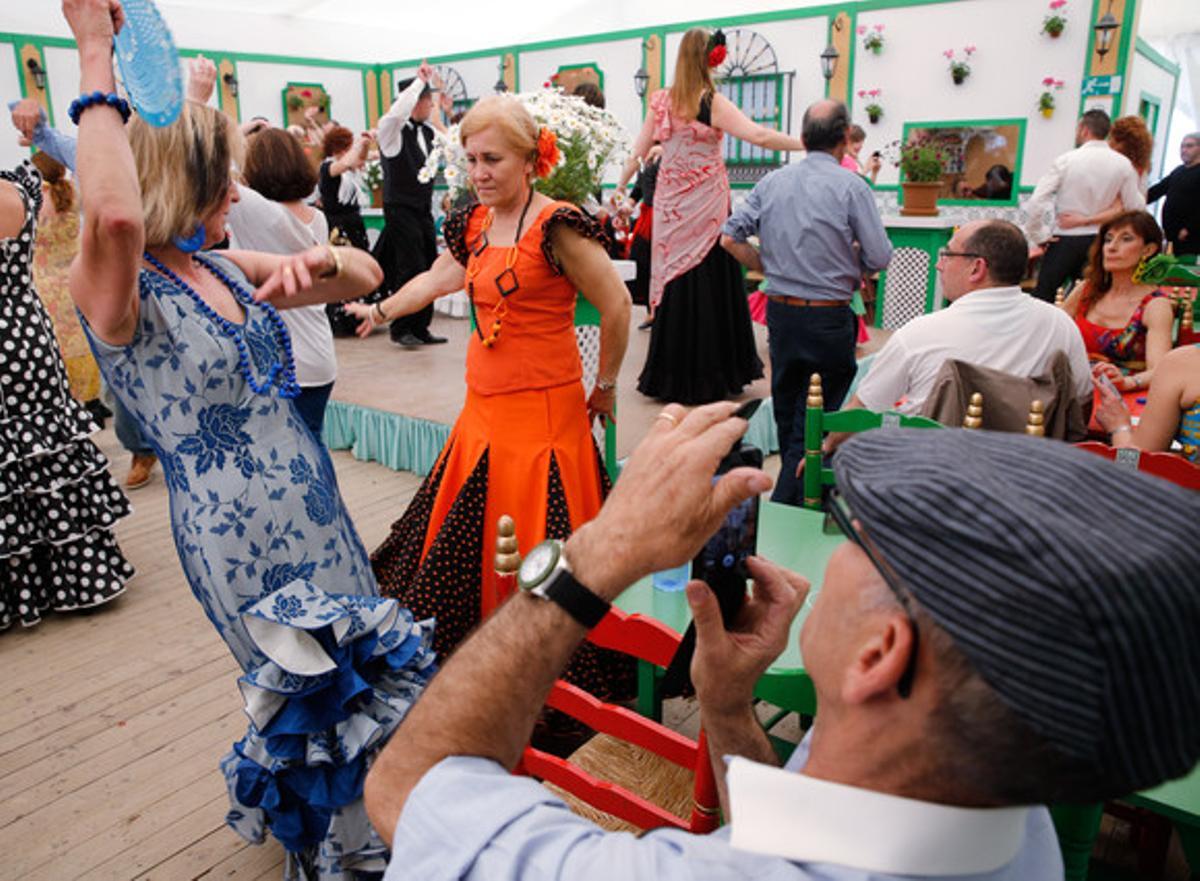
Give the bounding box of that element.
[892,140,945,217]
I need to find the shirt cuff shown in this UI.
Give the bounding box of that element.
[721,214,756,242]
[391,756,567,881]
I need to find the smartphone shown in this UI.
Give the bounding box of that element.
[660,443,763,693]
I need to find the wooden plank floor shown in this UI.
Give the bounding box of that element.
[0,426,422,880]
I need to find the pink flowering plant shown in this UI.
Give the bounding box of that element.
[1038,76,1065,111]
[1042,0,1068,37]
[858,23,885,54]
[857,88,884,123]
[944,45,976,83]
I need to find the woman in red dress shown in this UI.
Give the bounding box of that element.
[1063,211,1173,393]
[346,97,631,680]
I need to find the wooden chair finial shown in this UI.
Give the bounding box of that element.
[1183,300,1194,333]
[1054,286,1066,307]
[807,373,824,410]
[495,514,521,574]
[1025,399,1046,437]
[963,392,984,429]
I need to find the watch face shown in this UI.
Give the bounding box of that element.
[518,541,559,588]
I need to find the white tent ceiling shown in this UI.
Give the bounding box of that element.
[7,0,1197,62]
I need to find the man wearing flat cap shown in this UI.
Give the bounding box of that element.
[365,403,1200,880]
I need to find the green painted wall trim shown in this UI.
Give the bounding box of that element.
[1134,36,1180,77]
[384,0,959,68]
[1110,0,1142,117]
[899,117,1027,206]
[0,31,375,72]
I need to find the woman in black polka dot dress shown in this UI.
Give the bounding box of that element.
[0,162,134,630]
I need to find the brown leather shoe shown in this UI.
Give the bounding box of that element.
[125,453,157,490]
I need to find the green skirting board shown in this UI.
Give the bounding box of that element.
[321,397,782,477]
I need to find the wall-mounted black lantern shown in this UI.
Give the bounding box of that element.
[26,57,46,91]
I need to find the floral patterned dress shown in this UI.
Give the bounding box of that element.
[33,203,102,403]
[83,252,435,881]
[0,162,133,631]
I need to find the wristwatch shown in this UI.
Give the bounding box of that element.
[596,377,618,393]
[517,540,610,629]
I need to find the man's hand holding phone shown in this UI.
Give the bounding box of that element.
[688,558,810,718]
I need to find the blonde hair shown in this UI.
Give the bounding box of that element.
[458,95,538,160]
[128,102,243,248]
[670,27,716,121]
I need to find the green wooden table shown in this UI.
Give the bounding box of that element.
[614,501,845,719]
[1129,763,1200,871]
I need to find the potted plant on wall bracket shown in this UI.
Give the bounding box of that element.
[889,139,945,217]
[1042,0,1068,38]
[362,159,383,208]
[944,45,976,85]
[858,24,885,55]
[1038,77,1065,117]
[858,89,884,124]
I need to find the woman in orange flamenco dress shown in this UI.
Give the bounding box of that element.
[346,96,632,691]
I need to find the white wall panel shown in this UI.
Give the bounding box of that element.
[236,61,366,132]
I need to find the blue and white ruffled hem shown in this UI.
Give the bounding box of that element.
[220,580,436,880]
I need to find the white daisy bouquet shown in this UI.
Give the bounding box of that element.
[418,88,630,206]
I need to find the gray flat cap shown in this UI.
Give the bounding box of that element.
[835,428,1200,796]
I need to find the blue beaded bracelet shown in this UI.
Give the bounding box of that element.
[68,91,132,126]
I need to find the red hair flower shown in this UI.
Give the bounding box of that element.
[707,29,727,68]
[534,127,560,178]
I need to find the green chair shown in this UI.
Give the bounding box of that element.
[575,294,619,483]
[801,373,942,510]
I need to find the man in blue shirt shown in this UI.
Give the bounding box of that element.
[721,100,892,507]
[363,403,1200,881]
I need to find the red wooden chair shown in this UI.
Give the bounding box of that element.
[1075,441,1200,491]
[493,516,721,834]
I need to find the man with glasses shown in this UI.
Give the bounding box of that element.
[842,219,1090,422]
[363,403,1200,881]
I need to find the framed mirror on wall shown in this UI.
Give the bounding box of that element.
[899,118,1027,207]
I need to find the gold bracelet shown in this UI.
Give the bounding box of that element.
[317,245,343,280]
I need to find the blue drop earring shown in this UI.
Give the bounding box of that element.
[173,223,207,253]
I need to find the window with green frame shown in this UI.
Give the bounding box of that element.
[1138,94,1160,132]
[716,73,786,167]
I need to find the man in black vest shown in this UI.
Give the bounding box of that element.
[374,62,447,347]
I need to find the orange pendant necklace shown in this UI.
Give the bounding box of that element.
[466,188,535,348]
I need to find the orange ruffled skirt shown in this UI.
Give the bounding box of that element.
[372,381,609,659]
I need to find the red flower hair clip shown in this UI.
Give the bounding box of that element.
[707,29,727,68]
[534,127,560,178]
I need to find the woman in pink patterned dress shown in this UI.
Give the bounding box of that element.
[618,27,805,404]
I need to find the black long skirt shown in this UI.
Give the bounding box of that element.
[637,239,764,405]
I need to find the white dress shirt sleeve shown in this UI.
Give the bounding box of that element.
[377,76,427,158]
[1024,153,1067,245]
[855,333,915,412]
[1118,163,1146,213]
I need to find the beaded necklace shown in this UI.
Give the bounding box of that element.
[142,251,301,398]
[465,188,535,348]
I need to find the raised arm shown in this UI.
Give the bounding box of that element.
[344,249,465,337]
[230,244,382,309]
[710,92,805,153]
[65,0,144,346]
[552,223,631,425]
[617,103,658,191]
[377,64,430,159]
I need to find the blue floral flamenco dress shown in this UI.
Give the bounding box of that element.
[82,251,435,880]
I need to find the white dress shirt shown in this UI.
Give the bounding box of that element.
[1024,139,1145,244]
[856,285,1092,414]
[377,76,430,159]
[227,186,338,388]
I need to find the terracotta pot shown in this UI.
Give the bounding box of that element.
[371,186,383,208]
[900,181,942,217]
